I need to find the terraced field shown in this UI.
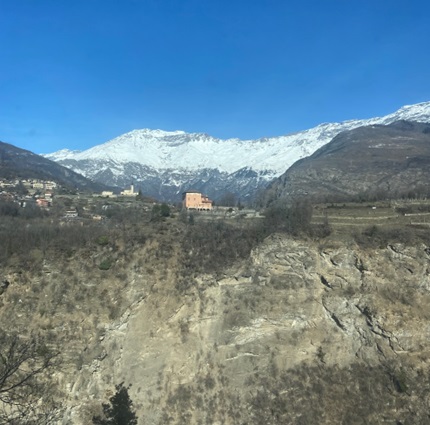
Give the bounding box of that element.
[313,200,430,231]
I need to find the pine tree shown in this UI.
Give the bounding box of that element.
[92,382,138,425]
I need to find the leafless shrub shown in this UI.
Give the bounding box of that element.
[0,330,62,424]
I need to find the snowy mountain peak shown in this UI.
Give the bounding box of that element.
[394,101,430,113]
[43,148,82,161]
[382,101,430,122]
[127,128,187,138]
[44,101,430,201]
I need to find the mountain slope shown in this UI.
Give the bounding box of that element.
[0,140,113,192]
[265,120,430,203]
[44,102,430,201]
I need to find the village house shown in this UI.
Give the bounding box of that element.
[182,191,213,210]
[64,209,79,218]
[100,191,116,198]
[44,181,57,190]
[32,181,45,190]
[36,198,50,209]
[0,179,18,188]
[120,184,136,197]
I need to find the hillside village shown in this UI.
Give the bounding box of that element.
[0,178,259,224]
[0,179,154,221]
[0,178,58,208]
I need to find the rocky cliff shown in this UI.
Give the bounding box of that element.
[1,221,430,424]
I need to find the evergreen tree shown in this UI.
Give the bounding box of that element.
[150,203,170,221]
[159,203,171,217]
[93,383,138,425]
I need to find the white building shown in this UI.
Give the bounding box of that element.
[120,184,136,196]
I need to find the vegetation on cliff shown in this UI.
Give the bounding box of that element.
[1,196,430,424]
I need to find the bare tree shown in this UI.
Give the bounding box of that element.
[0,331,61,424]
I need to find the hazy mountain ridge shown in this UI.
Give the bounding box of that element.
[44,102,430,201]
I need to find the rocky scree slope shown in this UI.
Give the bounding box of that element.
[1,222,430,424]
[43,102,430,201]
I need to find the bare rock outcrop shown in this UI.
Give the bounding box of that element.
[65,234,430,424]
[2,232,430,424]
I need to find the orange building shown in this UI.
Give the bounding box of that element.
[182,191,213,210]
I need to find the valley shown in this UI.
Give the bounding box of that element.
[3,1,430,423]
[2,102,430,424]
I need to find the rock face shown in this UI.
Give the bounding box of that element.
[266,120,430,204]
[2,230,430,424]
[69,236,430,423]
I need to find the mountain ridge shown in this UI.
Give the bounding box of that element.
[264,120,430,204]
[0,140,114,192]
[43,101,430,201]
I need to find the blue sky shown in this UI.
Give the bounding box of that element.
[1,0,430,154]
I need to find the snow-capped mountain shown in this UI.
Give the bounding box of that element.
[44,102,430,202]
